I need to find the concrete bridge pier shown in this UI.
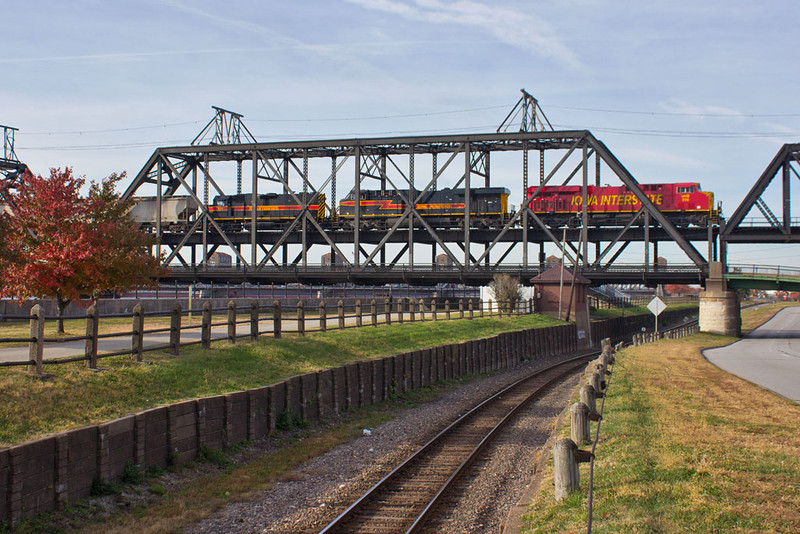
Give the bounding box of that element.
[699,262,741,336]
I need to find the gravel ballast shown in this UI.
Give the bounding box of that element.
[187,355,582,534]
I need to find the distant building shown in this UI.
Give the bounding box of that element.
[322,252,343,266]
[208,252,232,267]
[545,255,562,267]
[531,266,592,348]
[436,254,453,267]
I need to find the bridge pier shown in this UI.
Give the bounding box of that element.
[699,262,741,337]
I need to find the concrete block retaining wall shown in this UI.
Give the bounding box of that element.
[0,311,696,527]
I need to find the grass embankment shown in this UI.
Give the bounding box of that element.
[522,302,800,533]
[0,313,563,447]
[12,387,453,534]
[590,301,698,319]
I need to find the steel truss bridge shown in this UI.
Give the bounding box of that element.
[0,125,27,206]
[118,94,799,288]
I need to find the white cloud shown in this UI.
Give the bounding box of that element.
[658,98,744,120]
[621,147,714,173]
[344,0,584,70]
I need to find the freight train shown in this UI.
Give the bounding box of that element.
[527,182,719,227]
[130,182,718,231]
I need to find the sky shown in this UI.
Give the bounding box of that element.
[3,0,800,267]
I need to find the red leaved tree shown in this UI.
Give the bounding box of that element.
[1,168,165,332]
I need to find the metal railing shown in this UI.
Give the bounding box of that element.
[726,263,800,279]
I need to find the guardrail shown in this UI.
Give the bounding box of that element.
[727,263,800,278]
[165,262,709,275]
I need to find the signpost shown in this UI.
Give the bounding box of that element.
[647,296,667,334]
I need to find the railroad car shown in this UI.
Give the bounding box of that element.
[208,192,326,230]
[338,187,510,229]
[129,196,198,232]
[527,182,718,227]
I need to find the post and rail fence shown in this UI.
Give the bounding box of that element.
[0,297,532,375]
[554,319,700,532]
[1,298,699,377]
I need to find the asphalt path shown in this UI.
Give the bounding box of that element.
[0,321,262,365]
[0,312,418,365]
[704,306,800,403]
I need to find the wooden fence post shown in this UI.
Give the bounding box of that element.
[384,298,391,325]
[337,300,344,329]
[431,299,437,321]
[28,304,44,376]
[201,301,212,349]
[273,300,281,338]
[479,299,484,318]
[591,370,605,395]
[356,300,362,328]
[85,304,99,369]
[319,300,327,332]
[488,299,493,317]
[227,301,236,344]
[132,303,144,361]
[459,299,464,319]
[580,384,597,414]
[410,298,416,322]
[170,302,182,355]
[398,299,404,324]
[250,301,259,341]
[554,438,593,501]
[371,299,377,327]
[570,402,591,445]
[468,299,474,319]
[298,301,305,336]
[445,300,451,320]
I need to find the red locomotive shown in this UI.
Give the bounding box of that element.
[526,182,719,227]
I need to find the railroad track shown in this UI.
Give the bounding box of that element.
[319,351,598,534]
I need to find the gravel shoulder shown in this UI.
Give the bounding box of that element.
[187,355,581,534]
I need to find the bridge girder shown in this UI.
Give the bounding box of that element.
[122,106,716,283]
[722,143,800,245]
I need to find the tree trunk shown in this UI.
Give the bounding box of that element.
[56,296,69,334]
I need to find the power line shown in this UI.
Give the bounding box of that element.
[18,106,511,136]
[25,121,203,136]
[547,104,800,118]
[21,100,800,137]
[560,124,800,139]
[249,104,512,123]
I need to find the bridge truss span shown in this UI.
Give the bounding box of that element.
[122,107,720,286]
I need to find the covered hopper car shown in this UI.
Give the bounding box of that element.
[527,182,719,227]
[129,196,198,232]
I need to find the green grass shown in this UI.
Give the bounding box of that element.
[4,375,480,534]
[590,301,698,319]
[0,313,562,447]
[521,304,800,533]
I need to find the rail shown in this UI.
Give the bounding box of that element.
[319,351,597,534]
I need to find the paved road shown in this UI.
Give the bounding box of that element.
[704,307,800,403]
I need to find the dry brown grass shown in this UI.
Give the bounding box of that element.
[523,303,800,533]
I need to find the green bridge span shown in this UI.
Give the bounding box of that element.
[725,264,800,291]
